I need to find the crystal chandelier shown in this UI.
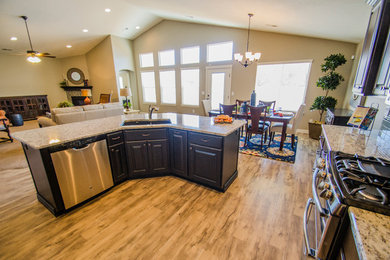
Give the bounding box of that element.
[234,13,261,67]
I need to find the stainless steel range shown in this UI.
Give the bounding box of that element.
[303,149,390,259]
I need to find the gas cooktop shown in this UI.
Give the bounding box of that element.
[330,151,390,216]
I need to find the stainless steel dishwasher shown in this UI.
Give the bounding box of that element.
[50,135,113,209]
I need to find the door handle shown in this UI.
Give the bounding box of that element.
[111,136,121,141]
[142,133,150,137]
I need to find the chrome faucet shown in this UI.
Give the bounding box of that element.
[149,105,159,119]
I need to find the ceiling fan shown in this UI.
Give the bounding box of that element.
[20,16,56,63]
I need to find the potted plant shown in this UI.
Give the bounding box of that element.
[57,101,74,108]
[309,53,347,139]
[59,79,67,87]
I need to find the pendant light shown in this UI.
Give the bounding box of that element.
[234,13,261,67]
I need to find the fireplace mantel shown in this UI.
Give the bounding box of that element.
[61,86,93,91]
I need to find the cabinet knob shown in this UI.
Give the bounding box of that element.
[143,144,146,147]
[189,146,193,150]
[148,143,151,147]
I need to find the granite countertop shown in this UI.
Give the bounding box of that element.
[12,113,246,149]
[322,125,390,259]
[348,207,390,260]
[322,124,390,160]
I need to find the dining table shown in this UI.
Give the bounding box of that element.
[208,110,294,151]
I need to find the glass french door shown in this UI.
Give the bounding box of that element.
[205,66,232,110]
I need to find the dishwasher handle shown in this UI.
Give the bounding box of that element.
[72,144,91,151]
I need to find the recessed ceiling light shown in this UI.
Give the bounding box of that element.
[10,37,17,41]
[135,26,140,30]
[66,45,72,48]
[82,29,88,32]
[105,8,111,13]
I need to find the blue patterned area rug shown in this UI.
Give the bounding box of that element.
[239,134,298,163]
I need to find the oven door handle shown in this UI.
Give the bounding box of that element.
[303,198,316,258]
[312,168,329,217]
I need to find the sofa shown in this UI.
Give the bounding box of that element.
[38,102,124,127]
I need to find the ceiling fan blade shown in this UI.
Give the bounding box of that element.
[42,55,56,58]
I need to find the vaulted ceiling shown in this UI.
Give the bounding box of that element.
[0,0,371,58]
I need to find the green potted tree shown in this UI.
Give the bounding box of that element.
[309,53,347,139]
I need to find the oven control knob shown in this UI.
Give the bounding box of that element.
[317,158,326,169]
[322,190,333,200]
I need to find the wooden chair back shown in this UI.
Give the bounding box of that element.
[248,105,267,133]
[219,104,236,116]
[235,99,250,115]
[258,100,276,112]
[99,94,112,104]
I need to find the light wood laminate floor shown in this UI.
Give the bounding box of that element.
[0,121,317,259]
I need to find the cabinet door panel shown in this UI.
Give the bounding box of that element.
[148,139,169,174]
[189,144,221,187]
[169,129,187,176]
[126,141,149,175]
[108,142,128,184]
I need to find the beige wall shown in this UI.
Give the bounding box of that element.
[133,20,358,129]
[59,55,90,86]
[86,35,118,102]
[110,35,139,109]
[0,54,66,108]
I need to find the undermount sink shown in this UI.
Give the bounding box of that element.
[122,119,172,126]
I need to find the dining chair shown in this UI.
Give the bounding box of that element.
[235,99,250,136]
[245,105,269,148]
[202,99,211,116]
[258,100,276,112]
[219,104,236,117]
[99,93,112,104]
[0,110,13,143]
[269,104,306,149]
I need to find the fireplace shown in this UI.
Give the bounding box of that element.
[71,96,86,106]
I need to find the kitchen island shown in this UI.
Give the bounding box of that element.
[12,113,246,216]
[322,124,390,260]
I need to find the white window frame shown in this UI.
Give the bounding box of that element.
[158,49,175,67]
[180,67,200,107]
[139,52,154,68]
[159,69,177,106]
[140,70,157,104]
[206,41,233,63]
[180,46,200,65]
[255,59,313,112]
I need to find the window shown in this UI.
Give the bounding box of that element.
[207,41,233,62]
[158,50,175,66]
[140,71,156,103]
[159,70,176,104]
[254,62,311,111]
[181,46,200,64]
[181,68,199,106]
[140,53,154,68]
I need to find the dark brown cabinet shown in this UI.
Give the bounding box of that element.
[107,132,128,184]
[126,141,149,175]
[374,31,390,95]
[187,131,239,190]
[353,0,390,95]
[169,129,188,177]
[125,129,169,177]
[189,143,222,187]
[0,95,50,120]
[107,131,128,184]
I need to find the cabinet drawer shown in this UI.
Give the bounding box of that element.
[125,129,168,141]
[107,131,124,146]
[188,132,223,149]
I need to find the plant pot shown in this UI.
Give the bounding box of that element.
[308,122,322,140]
